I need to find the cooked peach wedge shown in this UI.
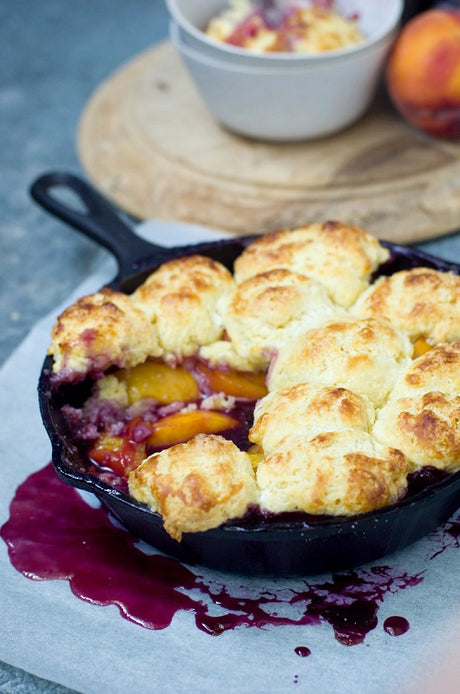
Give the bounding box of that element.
[115,360,199,405]
[88,431,146,476]
[89,410,239,473]
[197,363,268,399]
[412,336,432,359]
[147,410,239,449]
[247,443,264,470]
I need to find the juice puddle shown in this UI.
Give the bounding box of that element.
[1,462,442,644]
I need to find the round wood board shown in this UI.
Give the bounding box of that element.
[78,42,460,243]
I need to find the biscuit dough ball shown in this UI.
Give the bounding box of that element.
[250,383,375,455]
[372,342,460,471]
[373,391,460,472]
[352,267,460,345]
[48,288,160,384]
[128,434,258,541]
[390,342,460,398]
[132,255,235,358]
[256,429,408,516]
[223,269,340,369]
[233,222,389,307]
[268,316,412,406]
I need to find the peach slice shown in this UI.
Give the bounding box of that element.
[147,409,239,448]
[117,360,199,405]
[247,443,264,470]
[198,363,268,399]
[412,336,432,358]
[88,432,146,476]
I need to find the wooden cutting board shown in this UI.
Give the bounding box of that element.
[78,42,460,243]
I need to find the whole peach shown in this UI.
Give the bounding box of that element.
[386,8,460,137]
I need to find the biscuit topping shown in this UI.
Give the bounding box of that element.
[48,224,460,541]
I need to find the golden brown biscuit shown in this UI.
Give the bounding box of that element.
[372,342,460,471]
[352,267,460,345]
[391,342,460,397]
[223,268,340,369]
[372,391,460,472]
[132,255,235,357]
[250,383,375,455]
[268,316,412,406]
[128,434,258,541]
[48,288,160,384]
[256,429,408,516]
[233,223,389,307]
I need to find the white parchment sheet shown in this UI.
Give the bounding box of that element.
[1,221,459,694]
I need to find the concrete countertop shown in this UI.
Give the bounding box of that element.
[0,0,168,368]
[2,1,460,692]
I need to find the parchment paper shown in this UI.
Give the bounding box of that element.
[1,221,459,694]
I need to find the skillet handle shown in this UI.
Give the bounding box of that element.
[30,171,161,276]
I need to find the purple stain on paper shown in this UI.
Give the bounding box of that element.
[426,514,460,560]
[1,463,458,645]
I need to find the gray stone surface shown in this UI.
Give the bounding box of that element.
[0,662,77,694]
[0,0,168,367]
[2,1,460,692]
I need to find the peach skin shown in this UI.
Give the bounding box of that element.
[386,8,460,137]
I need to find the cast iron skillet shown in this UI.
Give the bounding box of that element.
[32,171,460,576]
